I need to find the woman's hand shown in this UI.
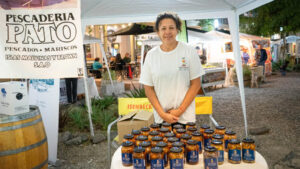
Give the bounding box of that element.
[168,108,182,117]
[162,113,179,124]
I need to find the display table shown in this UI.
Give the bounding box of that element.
[111,146,268,169]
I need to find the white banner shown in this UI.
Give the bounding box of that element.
[29,79,60,164]
[0,0,84,78]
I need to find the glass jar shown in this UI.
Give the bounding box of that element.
[159,127,170,138]
[150,147,164,169]
[211,140,224,165]
[176,128,186,140]
[133,147,146,169]
[173,124,184,134]
[162,122,172,132]
[203,146,218,169]
[212,134,224,149]
[167,137,179,150]
[156,141,169,167]
[163,132,175,143]
[132,129,141,140]
[186,139,199,165]
[203,129,214,148]
[123,134,135,144]
[215,125,226,135]
[136,135,148,147]
[228,139,242,164]
[187,127,197,135]
[191,131,203,154]
[150,123,160,132]
[186,122,196,130]
[151,136,163,147]
[140,141,151,167]
[169,147,184,169]
[121,141,134,166]
[180,134,192,148]
[200,124,210,134]
[172,142,186,161]
[242,138,255,163]
[224,130,237,151]
[140,126,150,137]
[149,130,160,142]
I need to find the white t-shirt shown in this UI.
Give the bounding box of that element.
[139,41,205,124]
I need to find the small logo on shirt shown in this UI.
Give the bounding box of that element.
[179,57,188,70]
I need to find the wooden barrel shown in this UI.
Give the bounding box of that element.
[0,106,48,169]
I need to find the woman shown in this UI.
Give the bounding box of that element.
[139,12,205,126]
[92,58,102,70]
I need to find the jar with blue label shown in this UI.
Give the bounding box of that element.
[228,139,241,164]
[150,123,161,132]
[173,124,184,134]
[141,126,150,137]
[132,129,141,140]
[215,125,226,135]
[204,129,214,147]
[164,132,175,143]
[224,130,236,152]
[160,127,170,138]
[149,130,160,142]
[186,122,196,130]
[167,137,179,150]
[200,124,210,135]
[136,135,148,147]
[186,139,199,165]
[121,141,134,166]
[162,122,172,132]
[123,134,135,144]
[212,134,224,149]
[242,138,255,163]
[187,127,197,135]
[151,136,163,147]
[172,142,186,162]
[180,134,192,148]
[204,146,218,169]
[150,147,165,169]
[133,147,146,169]
[156,141,169,167]
[169,147,184,169]
[191,131,203,154]
[140,141,151,167]
[176,128,186,140]
[211,140,224,165]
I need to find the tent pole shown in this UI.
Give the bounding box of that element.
[82,22,95,137]
[228,11,248,137]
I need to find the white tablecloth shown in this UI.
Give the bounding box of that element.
[111,146,268,169]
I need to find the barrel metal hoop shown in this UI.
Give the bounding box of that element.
[0,137,47,157]
[0,118,42,132]
[0,107,40,124]
[32,158,48,169]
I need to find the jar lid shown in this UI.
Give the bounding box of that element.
[134,147,145,153]
[149,130,159,136]
[122,141,133,147]
[192,131,203,136]
[186,122,196,126]
[216,125,226,130]
[162,122,171,127]
[172,141,184,147]
[181,134,192,140]
[212,134,224,139]
[187,139,197,145]
[173,124,184,129]
[204,129,214,134]
[151,147,163,153]
[170,147,183,153]
[229,139,240,144]
[164,132,175,138]
[176,128,186,133]
[242,138,255,143]
[225,130,236,135]
[167,137,179,143]
[150,123,160,128]
[211,139,223,145]
[140,141,151,147]
[132,129,141,135]
[141,126,150,132]
[187,127,197,132]
[152,136,163,141]
[136,135,148,141]
[156,141,167,147]
[204,146,217,152]
[123,134,134,139]
[201,124,210,129]
[160,127,170,133]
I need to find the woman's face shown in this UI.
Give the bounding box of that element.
[157,18,178,45]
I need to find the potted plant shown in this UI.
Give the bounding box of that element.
[100,70,125,96]
[232,64,251,87]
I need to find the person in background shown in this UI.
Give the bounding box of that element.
[92,58,102,70]
[242,48,250,64]
[255,44,268,72]
[65,78,78,104]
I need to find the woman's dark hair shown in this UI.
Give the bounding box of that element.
[155,12,182,32]
[95,58,100,61]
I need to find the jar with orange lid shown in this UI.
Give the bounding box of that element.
[242,138,255,163]
[133,147,146,169]
[162,122,172,132]
[186,139,199,165]
[151,136,163,147]
[172,142,186,161]
[140,126,150,137]
[212,134,224,148]
[176,128,186,140]
[173,124,184,134]
[156,141,169,167]
[167,137,179,150]
[140,141,151,166]
[200,124,210,134]
[150,147,164,169]
[224,130,237,151]
[159,127,170,138]
[228,139,242,164]
[163,132,175,143]
[186,122,196,129]
[121,141,134,166]
[191,131,203,154]
[203,146,218,169]
[211,140,224,165]
[169,147,184,169]
[180,134,192,148]
[123,134,135,144]
[132,129,141,140]
[203,129,214,147]
[187,127,197,135]
[150,123,160,132]
[149,130,160,142]
[136,135,148,147]
[215,125,226,135]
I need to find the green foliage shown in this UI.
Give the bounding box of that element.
[197,19,214,32]
[233,65,251,78]
[294,64,300,72]
[68,105,89,130]
[102,70,117,81]
[125,83,146,98]
[272,61,282,72]
[92,96,116,109]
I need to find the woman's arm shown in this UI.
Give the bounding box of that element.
[144,85,179,123]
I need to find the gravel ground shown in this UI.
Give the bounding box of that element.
[53,72,300,169]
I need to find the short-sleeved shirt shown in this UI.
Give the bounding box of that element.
[139,41,205,124]
[92,61,102,70]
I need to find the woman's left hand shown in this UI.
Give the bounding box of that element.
[168,108,182,117]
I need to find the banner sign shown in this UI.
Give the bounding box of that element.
[0,0,84,78]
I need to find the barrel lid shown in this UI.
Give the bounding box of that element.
[201,124,210,129]
[141,126,150,132]
[225,130,236,135]
[242,138,255,143]
[212,134,224,139]
[187,139,197,145]
[211,139,223,145]
[216,125,226,130]
[159,127,169,133]
[192,131,203,136]
[124,134,134,139]
[150,123,160,128]
[170,147,183,153]
[229,139,240,144]
[176,128,186,133]
[0,105,39,124]
[167,137,179,143]
[162,122,171,127]
[204,129,214,134]
[186,122,196,126]
[151,147,162,153]
[151,136,163,141]
[164,132,175,138]
[134,147,145,153]
[122,141,133,147]
[132,129,141,135]
[149,130,159,136]
[140,141,151,147]
[181,134,192,140]
[172,141,184,147]
[156,141,167,147]
[205,146,217,152]
[136,135,148,141]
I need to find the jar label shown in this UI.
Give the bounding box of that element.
[197,141,202,152]
[151,159,164,169]
[122,153,132,165]
[133,158,146,169]
[204,157,218,169]
[170,159,184,169]
[204,138,212,147]
[228,149,241,161]
[243,149,255,161]
[218,150,224,162]
[146,154,150,164]
[164,154,168,166]
[225,140,229,149]
[187,150,199,163]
